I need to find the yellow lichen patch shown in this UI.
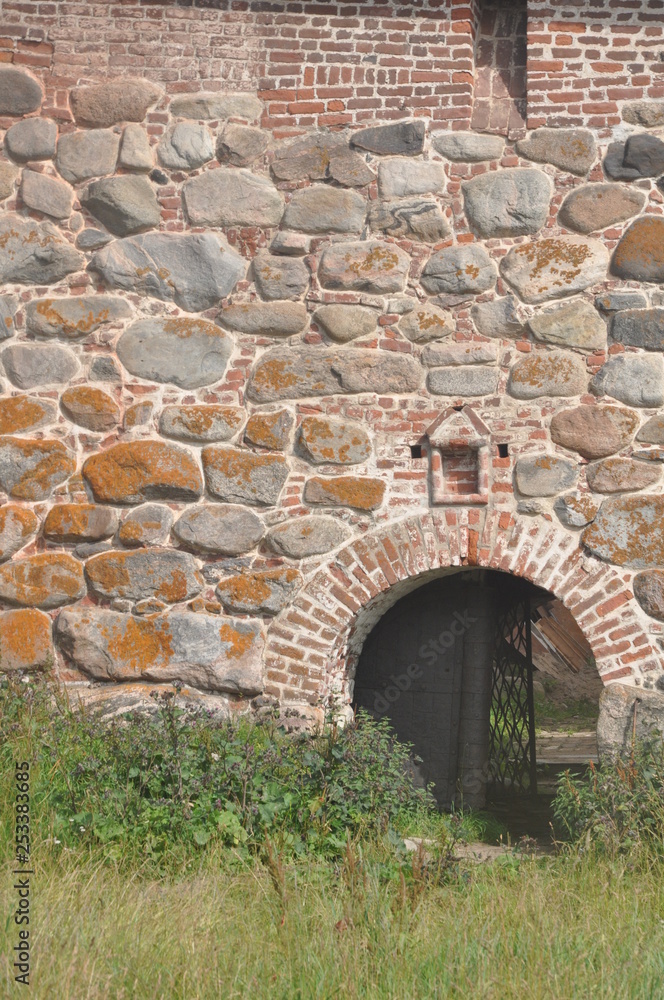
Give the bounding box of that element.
[250,359,300,395]
[304,475,385,511]
[163,405,243,440]
[0,609,52,672]
[299,417,371,465]
[514,238,591,283]
[105,616,175,673]
[216,567,300,611]
[346,245,399,276]
[0,396,53,435]
[582,496,664,568]
[218,621,256,660]
[161,317,222,339]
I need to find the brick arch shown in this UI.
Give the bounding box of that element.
[264,509,661,713]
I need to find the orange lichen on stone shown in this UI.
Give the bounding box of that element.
[35,298,111,337]
[105,615,175,673]
[0,552,86,609]
[82,441,203,504]
[0,506,39,558]
[0,396,54,435]
[0,437,76,501]
[250,358,300,396]
[346,245,399,276]
[612,217,664,278]
[43,503,111,542]
[0,609,53,672]
[218,621,255,659]
[514,237,591,285]
[304,476,386,511]
[61,386,120,432]
[244,410,292,450]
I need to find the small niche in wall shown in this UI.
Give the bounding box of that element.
[425,406,492,506]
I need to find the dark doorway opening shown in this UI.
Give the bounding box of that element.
[352,569,599,839]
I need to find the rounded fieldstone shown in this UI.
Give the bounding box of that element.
[0,396,57,435]
[637,414,664,445]
[85,548,202,603]
[170,92,263,121]
[266,515,350,558]
[0,552,85,609]
[398,303,454,343]
[89,232,245,312]
[377,158,445,199]
[0,214,82,285]
[159,405,244,443]
[0,609,52,672]
[0,506,39,562]
[0,162,18,200]
[582,495,664,568]
[332,351,423,394]
[21,170,73,220]
[623,134,664,177]
[26,295,132,339]
[633,571,664,621]
[515,454,578,497]
[304,476,385,511]
[271,133,347,182]
[2,344,79,389]
[432,132,504,162]
[253,256,309,300]
[216,124,269,167]
[270,231,310,256]
[610,309,664,351]
[119,124,153,171]
[558,184,646,235]
[183,168,284,228]
[55,130,119,184]
[596,291,648,315]
[612,217,664,282]
[172,505,264,556]
[117,318,233,389]
[422,342,498,367]
[550,405,639,460]
[427,366,500,396]
[313,304,378,342]
[244,410,294,450]
[216,567,301,615]
[82,441,203,504]
[462,169,552,238]
[602,141,642,182]
[282,185,366,234]
[299,417,371,465]
[508,351,587,399]
[157,123,214,171]
[43,503,118,543]
[528,300,606,350]
[202,447,289,505]
[0,67,42,116]
[515,128,596,175]
[554,491,600,528]
[500,237,609,304]
[328,150,375,187]
[590,355,664,408]
[70,78,162,128]
[586,457,661,494]
[217,301,307,338]
[368,198,451,243]
[60,386,120,432]
[421,245,497,295]
[350,120,425,156]
[5,117,57,161]
[81,175,161,236]
[622,102,664,128]
[0,437,75,500]
[318,241,411,294]
[471,296,526,340]
[75,228,113,251]
[118,504,173,548]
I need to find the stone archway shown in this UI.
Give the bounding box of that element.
[264,508,660,717]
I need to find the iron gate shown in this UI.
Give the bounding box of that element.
[487,585,537,797]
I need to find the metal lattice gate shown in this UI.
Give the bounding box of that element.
[487,589,538,797]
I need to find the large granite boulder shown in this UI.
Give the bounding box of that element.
[81,175,161,236]
[173,505,264,556]
[597,685,664,758]
[507,351,587,399]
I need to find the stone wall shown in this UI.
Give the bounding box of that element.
[1,0,664,723]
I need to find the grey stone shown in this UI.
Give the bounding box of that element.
[83,441,204,505]
[118,504,173,548]
[622,101,664,128]
[0,295,18,340]
[611,217,664,283]
[159,405,244,443]
[634,570,664,620]
[0,162,18,200]
[5,117,57,161]
[586,457,661,494]
[244,410,293,450]
[118,124,153,171]
[183,167,284,228]
[117,317,233,389]
[318,240,411,294]
[471,296,526,339]
[462,169,552,239]
[0,506,39,562]
[0,67,42,116]
[173,504,263,556]
[328,150,375,187]
[216,124,269,167]
[0,396,57,434]
[0,437,75,501]
[70,78,162,128]
[596,291,648,314]
[597,685,664,758]
[298,416,371,465]
[377,158,445,199]
[582,494,664,568]
[55,608,264,696]
[216,567,302,615]
[421,245,497,295]
[59,386,120,432]
[81,175,160,236]
[246,346,423,402]
[313,304,377,343]
[432,131,504,162]
[422,342,498,367]
[90,355,121,382]
[550,405,640,460]
[170,92,263,121]
[26,294,132,339]
[20,170,73,220]
[529,300,606,350]
[623,133,664,177]
[0,553,85,609]
[271,134,348,182]
[397,303,454,343]
[515,128,596,175]
[55,130,119,184]
[282,185,366,234]
[201,446,289,505]
[517,499,549,516]
[157,123,214,171]
[350,120,425,156]
[266,515,350,558]
[427,366,500,397]
[368,197,452,243]
[270,231,310,257]
[515,454,578,496]
[76,228,112,251]
[252,255,310,300]
[508,351,588,399]
[558,183,646,235]
[89,231,245,312]
[637,414,664,445]
[2,344,79,389]
[218,301,307,337]
[591,355,664,408]
[500,236,609,304]
[603,141,642,181]
[611,309,664,351]
[554,491,600,528]
[85,548,202,602]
